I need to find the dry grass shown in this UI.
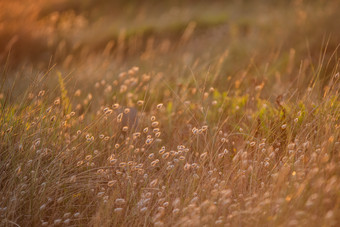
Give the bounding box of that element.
[1,0,340,226]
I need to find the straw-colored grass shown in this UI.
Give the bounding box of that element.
[1,0,339,226]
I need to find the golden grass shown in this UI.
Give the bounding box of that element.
[1,0,340,226]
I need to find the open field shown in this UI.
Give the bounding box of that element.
[1,0,340,226]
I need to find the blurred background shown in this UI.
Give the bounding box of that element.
[1,0,339,96]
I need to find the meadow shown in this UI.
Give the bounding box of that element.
[0,0,340,226]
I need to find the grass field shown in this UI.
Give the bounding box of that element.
[1,0,340,226]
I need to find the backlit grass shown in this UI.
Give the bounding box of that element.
[1,0,340,226]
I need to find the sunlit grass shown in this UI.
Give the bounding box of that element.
[1,0,340,226]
